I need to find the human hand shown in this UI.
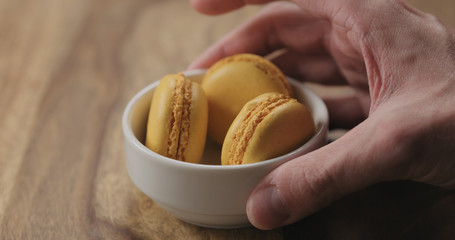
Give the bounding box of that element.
[189,0,455,230]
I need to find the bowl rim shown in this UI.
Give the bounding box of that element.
[122,69,329,171]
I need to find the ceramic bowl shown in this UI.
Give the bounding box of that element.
[122,69,328,228]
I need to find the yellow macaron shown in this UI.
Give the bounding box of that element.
[145,73,208,164]
[202,53,293,145]
[221,92,315,165]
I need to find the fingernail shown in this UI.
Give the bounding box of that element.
[247,186,290,229]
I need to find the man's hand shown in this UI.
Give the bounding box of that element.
[189,0,455,230]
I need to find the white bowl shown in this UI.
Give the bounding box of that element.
[122,69,329,228]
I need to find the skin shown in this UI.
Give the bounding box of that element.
[188,0,455,230]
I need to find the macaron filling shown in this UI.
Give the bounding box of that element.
[228,94,293,165]
[168,73,192,161]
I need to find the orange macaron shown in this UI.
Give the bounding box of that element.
[145,73,208,163]
[221,92,315,165]
[202,53,293,145]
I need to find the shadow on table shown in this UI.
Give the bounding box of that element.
[283,180,455,240]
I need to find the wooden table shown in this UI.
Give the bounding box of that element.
[1,0,454,239]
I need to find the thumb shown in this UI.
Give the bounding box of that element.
[246,115,409,230]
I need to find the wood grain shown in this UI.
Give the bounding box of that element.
[0,0,454,239]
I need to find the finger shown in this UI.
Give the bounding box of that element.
[271,49,369,126]
[191,0,375,27]
[190,0,276,15]
[188,0,355,19]
[246,113,410,229]
[271,49,346,85]
[323,92,369,128]
[188,2,328,69]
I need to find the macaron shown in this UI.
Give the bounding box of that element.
[221,92,315,165]
[145,73,208,164]
[202,53,293,145]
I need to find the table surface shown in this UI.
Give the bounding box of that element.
[1,0,454,239]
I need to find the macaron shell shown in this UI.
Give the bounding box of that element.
[181,81,208,163]
[221,93,315,165]
[145,74,208,163]
[242,101,315,164]
[145,75,176,157]
[202,53,292,145]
